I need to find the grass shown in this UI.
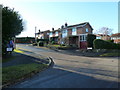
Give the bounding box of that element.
[100,52,120,57]
[48,44,64,47]
[14,49,24,53]
[2,49,24,63]
[2,56,15,63]
[2,63,48,84]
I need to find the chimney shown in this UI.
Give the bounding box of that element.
[65,22,68,27]
[52,28,54,31]
[38,29,40,33]
[61,25,64,29]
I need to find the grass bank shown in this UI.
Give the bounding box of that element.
[100,52,120,57]
[2,63,48,86]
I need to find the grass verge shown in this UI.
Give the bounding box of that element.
[2,63,48,85]
[100,52,120,57]
[14,49,24,53]
[2,56,15,63]
[3,49,24,63]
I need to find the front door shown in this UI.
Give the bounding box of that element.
[79,34,87,49]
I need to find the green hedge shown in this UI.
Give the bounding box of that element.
[93,39,120,49]
[87,34,96,48]
[106,40,114,43]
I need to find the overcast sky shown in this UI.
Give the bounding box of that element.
[1,0,119,37]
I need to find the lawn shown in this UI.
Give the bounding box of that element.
[2,63,48,85]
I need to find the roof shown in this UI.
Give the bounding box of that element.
[36,30,50,34]
[63,22,93,30]
[96,34,110,37]
[111,33,120,37]
[50,29,61,33]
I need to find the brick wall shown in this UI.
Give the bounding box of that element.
[68,29,72,36]
[77,24,92,34]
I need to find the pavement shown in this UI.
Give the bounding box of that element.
[2,49,54,88]
[4,44,119,88]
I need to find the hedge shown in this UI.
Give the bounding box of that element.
[93,39,120,49]
[87,34,96,48]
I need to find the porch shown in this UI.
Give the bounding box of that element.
[68,35,87,49]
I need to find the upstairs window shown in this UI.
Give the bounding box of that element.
[62,29,67,34]
[55,31,58,35]
[50,32,52,35]
[47,32,49,35]
[62,29,67,38]
[72,27,76,32]
[86,28,88,32]
[72,27,76,35]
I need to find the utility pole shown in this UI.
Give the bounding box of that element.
[35,26,37,43]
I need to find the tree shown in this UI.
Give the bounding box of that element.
[2,6,24,55]
[96,27,113,35]
[87,34,96,48]
[2,6,24,40]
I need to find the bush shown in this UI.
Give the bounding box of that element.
[51,41,55,45]
[106,40,114,43]
[32,43,37,46]
[60,44,65,46]
[93,39,120,49]
[37,41,44,46]
[87,34,96,48]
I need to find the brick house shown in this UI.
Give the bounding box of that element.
[96,34,111,40]
[49,28,61,44]
[111,33,120,43]
[36,30,50,40]
[60,22,93,49]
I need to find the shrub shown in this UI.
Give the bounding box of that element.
[87,34,96,48]
[37,41,44,46]
[106,40,114,43]
[93,39,119,49]
[32,43,37,46]
[51,41,55,45]
[116,43,120,49]
[60,44,65,46]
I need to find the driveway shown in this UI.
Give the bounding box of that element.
[9,44,119,88]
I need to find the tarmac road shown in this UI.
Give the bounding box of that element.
[9,44,119,88]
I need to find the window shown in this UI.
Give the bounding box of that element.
[55,31,58,34]
[47,33,49,35]
[96,36,101,39]
[72,27,76,35]
[55,31,58,36]
[86,28,88,32]
[80,34,87,41]
[72,28,76,32]
[80,36,82,41]
[50,32,52,35]
[62,29,67,38]
[49,32,53,37]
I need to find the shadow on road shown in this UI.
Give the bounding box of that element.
[6,66,119,88]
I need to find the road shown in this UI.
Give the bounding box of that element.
[9,44,119,88]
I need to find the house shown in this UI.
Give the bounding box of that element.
[111,33,120,43]
[96,34,111,40]
[35,22,93,49]
[60,22,93,49]
[36,30,50,40]
[49,28,61,44]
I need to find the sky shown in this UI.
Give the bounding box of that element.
[1,0,119,37]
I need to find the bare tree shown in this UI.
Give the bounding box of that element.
[97,27,113,35]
